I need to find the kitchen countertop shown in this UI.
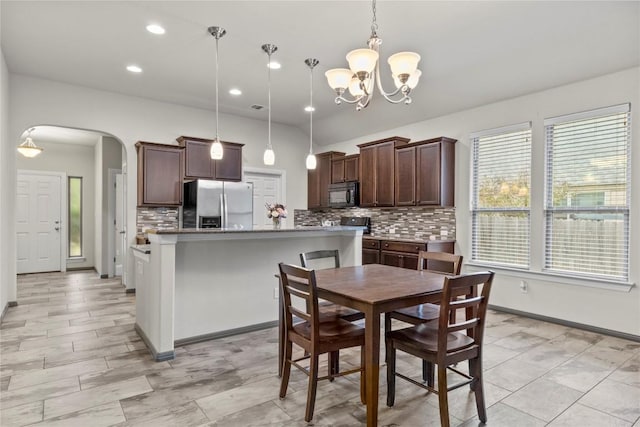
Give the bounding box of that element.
[150,225,366,235]
[364,235,456,243]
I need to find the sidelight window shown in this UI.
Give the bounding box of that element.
[68,176,82,257]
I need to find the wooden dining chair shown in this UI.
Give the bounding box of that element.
[384,251,463,381]
[300,250,365,380]
[278,262,366,422]
[385,271,495,427]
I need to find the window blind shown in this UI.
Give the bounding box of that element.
[471,123,531,267]
[544,104,630,280]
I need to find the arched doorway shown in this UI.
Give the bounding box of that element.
[15,125,128,280]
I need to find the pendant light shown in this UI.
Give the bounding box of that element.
[305,58,319,170]
[208,26,226,160]
[17,128,43,158]
[262,44,277,166]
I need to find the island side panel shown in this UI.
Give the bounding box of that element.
[173,232,361,341]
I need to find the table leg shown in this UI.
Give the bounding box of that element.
[364,307,380,427]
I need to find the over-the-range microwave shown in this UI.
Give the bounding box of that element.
[328,182,359,208]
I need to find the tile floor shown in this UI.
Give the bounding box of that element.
[1,270,639,426]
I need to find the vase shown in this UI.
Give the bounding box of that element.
[272,217,281,229]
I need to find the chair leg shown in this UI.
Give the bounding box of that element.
[423,360,434,387]
[386,340,396,407]
[328,351,339,382]
[279,341,293,398]
[305,354,320,422]
[360,345,366,405]
[384,313,392,363]
[437,363,450,427]
[470,357,487,423]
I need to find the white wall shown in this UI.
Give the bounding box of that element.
[98,136,121,276]
[323,67,640,336]
[0,46,16,313]
[6,74,309,287]
[16,141,96,269]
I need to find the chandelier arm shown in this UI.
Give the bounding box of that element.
[372,56,411,104]
[333,93,364,105]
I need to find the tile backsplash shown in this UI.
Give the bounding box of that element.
[137,207,179,234]
[294,206,456,241]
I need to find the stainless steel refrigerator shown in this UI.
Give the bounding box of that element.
[182,180,253,230]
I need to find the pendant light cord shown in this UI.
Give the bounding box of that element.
[309,66,313,154]
[215,36,220,141]
[267,52,272,150]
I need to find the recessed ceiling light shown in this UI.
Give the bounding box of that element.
[304,106,315,112]
[267,61,281,70]
[229,88,242,96]
[146,24,165,35]
[126,65,143,73]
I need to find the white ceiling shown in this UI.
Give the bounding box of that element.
[2,1,639,146]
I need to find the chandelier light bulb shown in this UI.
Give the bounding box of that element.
[325,68,352,91]
[387,52,421,76]
[393,69,422,89]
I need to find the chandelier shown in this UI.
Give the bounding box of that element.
[17,128,43,158]
[325,0,421,111]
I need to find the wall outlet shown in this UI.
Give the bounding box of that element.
[519,280,528,293]
[273,287,279,299]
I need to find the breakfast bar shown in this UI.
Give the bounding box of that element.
[134,226,364,361]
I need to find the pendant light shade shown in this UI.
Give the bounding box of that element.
[17,128,43,158]
[305,58,319,170]
[208,26,226,160]
[262,43,278,166]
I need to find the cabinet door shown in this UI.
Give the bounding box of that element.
[362,249,380,265]
[318,154,333,208]
[416,143,441,205]
[344,155,359,182]
[375,142,395,206]
[214,143,243,181]
[359,146,376,207]
[138,144,183,206]
[331,158,345,184]
[395,146,416,206]
[184,140,214,180]
[307,166,320,209]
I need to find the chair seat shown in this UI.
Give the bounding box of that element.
[293,318,365,343]
[388,323,475,353]
[392,303,440,322]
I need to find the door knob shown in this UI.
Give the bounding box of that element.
[54,227,60,231]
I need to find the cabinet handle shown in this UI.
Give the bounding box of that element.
[384,243,389,247]
[415,246,419,250]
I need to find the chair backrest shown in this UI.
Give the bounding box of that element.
[437,271,494,354]
[417,251,463,275]
[300,249,340,269]
[279,262,320,342]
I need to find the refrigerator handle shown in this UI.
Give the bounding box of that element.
[222,193,228,229]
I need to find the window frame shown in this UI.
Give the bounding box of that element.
[470,122,532,268]
[543,103,631,282]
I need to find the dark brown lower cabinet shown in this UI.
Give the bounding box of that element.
[363,237,455,270]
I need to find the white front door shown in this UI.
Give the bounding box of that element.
[16,173,62,274]
[115,173,125,276]
[244,169,284,229]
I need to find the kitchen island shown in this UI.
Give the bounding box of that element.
[134,226,364,361]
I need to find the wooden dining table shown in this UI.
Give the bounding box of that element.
[310,263,448,427]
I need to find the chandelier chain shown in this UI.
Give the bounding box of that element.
[370,0,378,36]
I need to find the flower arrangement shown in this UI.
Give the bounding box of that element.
[266,203,287,219]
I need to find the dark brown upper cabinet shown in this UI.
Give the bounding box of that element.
[358,137,410,207]
[394,137,456,207]
[177,136,244,182]
[308,151,345,209]
[331,154,360,184]
[136,141,184,207]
